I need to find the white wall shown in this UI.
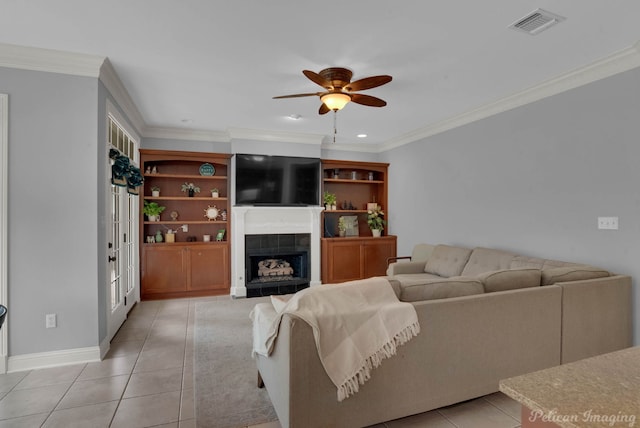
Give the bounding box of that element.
[380,66,640,344]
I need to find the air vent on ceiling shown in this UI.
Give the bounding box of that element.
[509,8,566,35]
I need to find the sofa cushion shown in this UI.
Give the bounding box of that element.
[424,245,472,278]
[399,276,484,302]
[392,272,447,286]
[541,265,610,285]
[510,255,545,270]
[477,268,541,293]
[510,256,577,270]
[461,247,515,276]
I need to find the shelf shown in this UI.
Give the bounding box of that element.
[323,210,368,214]
[144,173,227,180]
[143,196,228,201]
[143,241,227,247]
[323,178,384,184]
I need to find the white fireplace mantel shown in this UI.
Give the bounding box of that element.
[231,206,324,297]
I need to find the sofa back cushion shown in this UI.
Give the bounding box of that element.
[541,265,610,285]
[477,268,541,293]
[424,245,472,278]
[399,276,484,302]
[461,247,515,276]
[511,256,578,270]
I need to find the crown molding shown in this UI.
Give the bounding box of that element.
[0,43,104,77]
[381,41,640,152]
[228,127,324,145]
[99,59,146,135]
[144,126,231,142]
[320,141,381,153]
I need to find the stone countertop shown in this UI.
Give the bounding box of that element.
[499,346,640,428]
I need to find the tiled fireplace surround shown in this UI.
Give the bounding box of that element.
[231,206,324,297]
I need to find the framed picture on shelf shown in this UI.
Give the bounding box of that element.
[340,215,359,236]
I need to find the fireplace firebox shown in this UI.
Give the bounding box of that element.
[245,233,311,297]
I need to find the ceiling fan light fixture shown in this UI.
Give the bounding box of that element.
[321,93,351,111]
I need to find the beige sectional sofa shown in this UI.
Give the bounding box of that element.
[254,244,632,428]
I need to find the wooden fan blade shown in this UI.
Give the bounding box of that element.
[346,75,392,92]
[303,70,332,89]
[319,103,330,115]
[273,92,323,99]
[350,93,387,107]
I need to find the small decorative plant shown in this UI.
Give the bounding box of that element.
[323,191,337,208]
[338,216,347,237]
[150,186,160,197]
[367,206,386,231]
[181,183,200,193]
[211,188,219,197]
[143,200,166,220]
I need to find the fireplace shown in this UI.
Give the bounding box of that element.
[231,206,324,297]
[245,233,310,297]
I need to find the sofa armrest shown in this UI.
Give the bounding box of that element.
[559,275,632,364]
[386,260,426,276]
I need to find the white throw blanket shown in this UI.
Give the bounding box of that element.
[250,277,420,401]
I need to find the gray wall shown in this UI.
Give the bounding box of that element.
[2,67,101,355]
[380,66,640,344]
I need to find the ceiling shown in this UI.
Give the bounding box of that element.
[2,1,640,150]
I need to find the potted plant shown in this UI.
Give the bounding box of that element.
[338,216,347,237]
[323,191,337,210]
[211,188,219,198]
[151,186,160,197]
[367,206,386,237]
[181,182,200,197]
[143,200,166,222]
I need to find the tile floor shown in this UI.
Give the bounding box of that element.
[0,296,522,427]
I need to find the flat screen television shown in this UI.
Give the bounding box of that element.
[235,154,320,206]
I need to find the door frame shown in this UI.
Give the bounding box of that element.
[0,94,8,373]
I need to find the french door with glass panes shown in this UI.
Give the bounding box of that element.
[108,186,139,339]
[107,113,140,341]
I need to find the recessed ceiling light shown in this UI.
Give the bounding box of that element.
[357,134,368,138]
[287,114,302,120]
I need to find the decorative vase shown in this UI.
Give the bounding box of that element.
[165,232,175,243]
[372,229,382,237]
[331,204,336,210]
[151,190,160,197]
[155,230,164,243]
[188,189,195,197]
[148,215,158,222]
[339,230,346,237]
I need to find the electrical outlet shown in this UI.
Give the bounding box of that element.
[46,313,56,328]
[597,217,619,230]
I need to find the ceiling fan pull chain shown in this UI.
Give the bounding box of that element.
[333,110,338,143]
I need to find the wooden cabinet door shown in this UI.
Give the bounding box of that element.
[322,240,363,284]
[364,237,397,278]
[142,246,187,295]
[188,245,229,291]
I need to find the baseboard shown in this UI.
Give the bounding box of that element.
[7,346,102,373]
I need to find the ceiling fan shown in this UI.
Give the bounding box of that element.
[273,67,392,115]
